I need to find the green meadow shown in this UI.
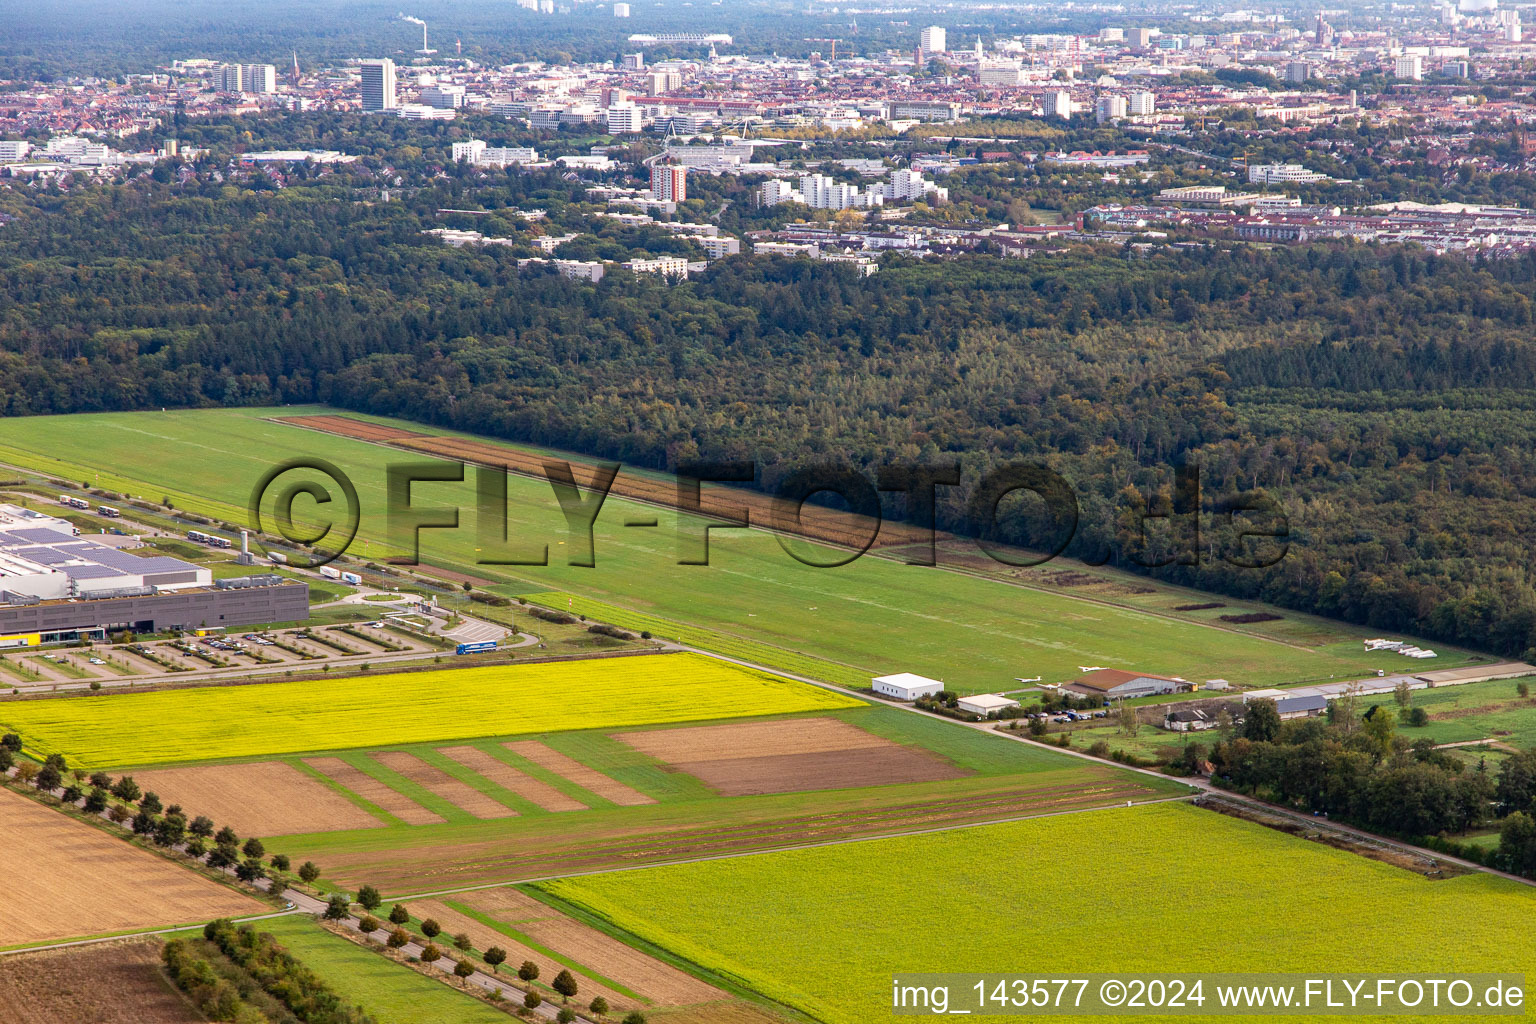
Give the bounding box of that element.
[0,406,1484,693]
[256,916,510,1024]
[537,801,1536,1024]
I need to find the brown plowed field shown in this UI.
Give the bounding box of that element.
[372,752,517,820]
[456,888,723,1005]
[616,717,967,796]
[132,762,384,836]
[438,746,588,812]
[409,897,643,1013]
[276,414,932,552]
[670,747,968,797]
[0,938,204,1024]
[504,742,654,806]
[302,757,445,826]
[615,717,888,762]
[0,787,261,948]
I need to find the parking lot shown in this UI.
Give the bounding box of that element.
[0,621,441,692]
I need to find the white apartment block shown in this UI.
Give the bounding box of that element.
[626,256,691,278]
[242,64,277,94]
[1395,54,1424,80]
[1128,91,1155,116]
[1043,91,1073,118]
[1095,95,1127,124]
[920,26,947,54]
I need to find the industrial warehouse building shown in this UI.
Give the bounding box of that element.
[0,506,308,643]
[871,672,945,701]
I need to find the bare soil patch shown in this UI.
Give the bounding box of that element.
[673,747,968,797]
[302,757,445,826]
[615,717,887,762]
[617,717,968,796]
[0,787,260,948]
[458,888,723,1006]
[504,741,654,806]
[438,746,587,812]
[133,762,383,836]
[0,937,203,1024]
[373,751,517,820]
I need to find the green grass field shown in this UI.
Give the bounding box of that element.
[538,802,1536,1024]
[0,407,1485,693]
[0,652,860,769]
[257,915,511,1024]
[1394,677,1536,748]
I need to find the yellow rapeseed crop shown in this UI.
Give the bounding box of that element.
[0,653,862,769]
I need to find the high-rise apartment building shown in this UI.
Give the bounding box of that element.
[920,26,947,54]
[360,59,397,111]
[651,162,687,202]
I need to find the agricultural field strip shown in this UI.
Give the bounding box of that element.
[0,787,263,950]
[303,757,445,827]
[455,886,727,1005]
[128,762,385,837]
[372,751,518,820]
[437,745,589,812]
[503,741,655,807]
[537,802,1536,1024]
[406,898,647,1013]
[0,653,861,769]
[355,780,1184,901]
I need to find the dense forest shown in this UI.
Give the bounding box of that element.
[4,158,1536,661]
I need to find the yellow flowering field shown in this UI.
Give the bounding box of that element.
[0,653,862,769]
[541,802,1536,1024]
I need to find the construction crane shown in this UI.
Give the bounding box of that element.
[805,37,841,60]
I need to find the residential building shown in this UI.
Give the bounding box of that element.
[1043,90,1073,119]
[1395,54,1424,80]
[1095,94,1127,124]
[920,26,947,55]
[1285,61,1313,85]
[1128,27,1153,47]
[1128,91,1155,116]
[626,256,690,278]
[241,64,277,94]
[621,52,644,69]
[214,63,244,93]
[651,161,687,202]
[613,3,631,15]
[360,58,397,111]
[698,236,741,258]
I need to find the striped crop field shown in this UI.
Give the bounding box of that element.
[0,652,862,770]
